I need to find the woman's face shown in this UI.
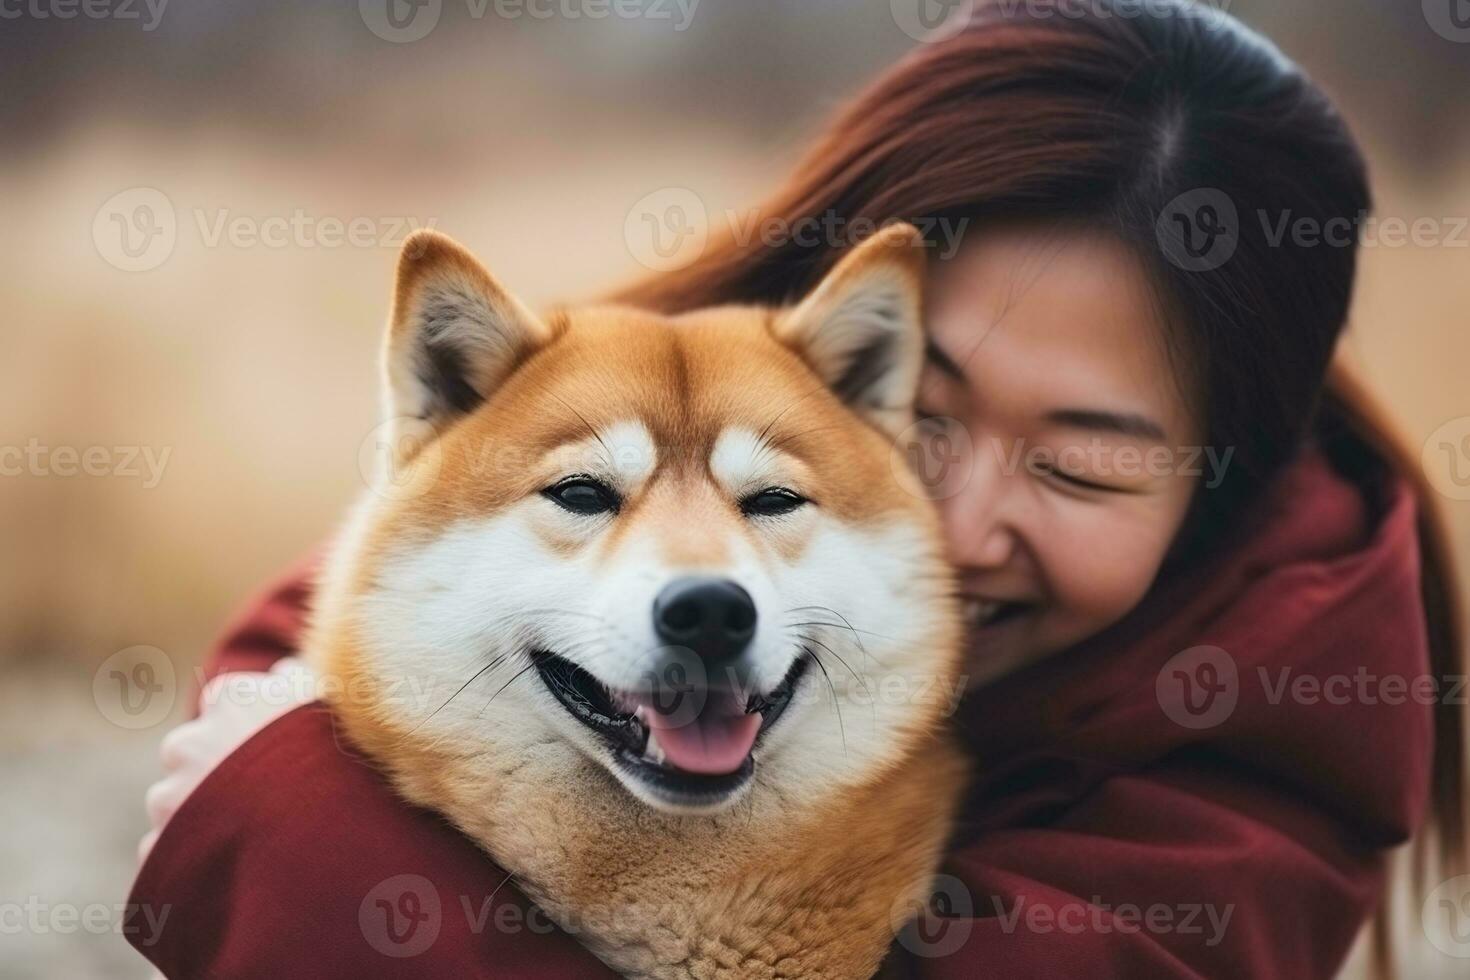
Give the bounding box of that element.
[918,226,1203,681]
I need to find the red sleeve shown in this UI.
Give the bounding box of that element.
[127,566,616,978]
[198,555,317,681]
[884,759,1383,979]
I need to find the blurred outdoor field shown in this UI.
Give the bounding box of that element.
[0,1,1467,976]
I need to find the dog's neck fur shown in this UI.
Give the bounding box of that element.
[318,631,966,980]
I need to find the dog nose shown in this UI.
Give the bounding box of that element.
[652,577,757,666]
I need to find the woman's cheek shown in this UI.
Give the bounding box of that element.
[1041,506,1178,642]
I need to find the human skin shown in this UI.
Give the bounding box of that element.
[918,225,1203,684]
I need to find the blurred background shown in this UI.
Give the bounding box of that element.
[1,0,1467,975]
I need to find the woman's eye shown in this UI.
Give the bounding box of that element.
[740,487,809,517]
[1034,462,1116,494]
[543,476,620,515]
[1057,473,1112,492]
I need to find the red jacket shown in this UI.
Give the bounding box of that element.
[127,447,1433,978]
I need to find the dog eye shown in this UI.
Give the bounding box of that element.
[740,487,808,517]
[544,476,620,516]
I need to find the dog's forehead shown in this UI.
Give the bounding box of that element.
[513,307,823,452]
[426,304,912,525]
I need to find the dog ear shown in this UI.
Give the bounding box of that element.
[773,223,927,437]
[381,230,554,453]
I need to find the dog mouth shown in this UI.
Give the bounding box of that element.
[532,650,810,807]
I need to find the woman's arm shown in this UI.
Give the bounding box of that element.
[128,565,617,978]
[200,556,317,679]
[885,757,1383,979]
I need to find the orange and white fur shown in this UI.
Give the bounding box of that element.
[305,224,968,978]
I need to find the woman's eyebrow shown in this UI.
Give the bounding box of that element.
[923,339,967,379]
[1046,408,1167,441]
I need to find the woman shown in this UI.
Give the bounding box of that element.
[131,2,1465,976]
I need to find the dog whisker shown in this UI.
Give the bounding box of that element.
[751,381,832,461]
[783,605,886,647]
[408,652,511,736]
[804,649,847,759]
[409,628,613,742]
[477,657,542,718]
[797,632,874,706]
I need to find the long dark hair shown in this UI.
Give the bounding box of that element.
[611,0,1465,970]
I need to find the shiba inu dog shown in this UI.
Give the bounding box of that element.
[306,223,968,978]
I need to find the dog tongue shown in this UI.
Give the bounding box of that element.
[640,688,762,775]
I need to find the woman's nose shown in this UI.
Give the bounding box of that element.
[941,439,1019,569]
[966,520,1016,568]
[945,501,1017,568]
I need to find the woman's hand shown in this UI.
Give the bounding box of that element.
[138,656,317,863]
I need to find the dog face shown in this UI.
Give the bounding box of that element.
[319,226,960,817]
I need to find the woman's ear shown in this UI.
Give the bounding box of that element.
[381,230,554,461]
[773,222,927,438]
